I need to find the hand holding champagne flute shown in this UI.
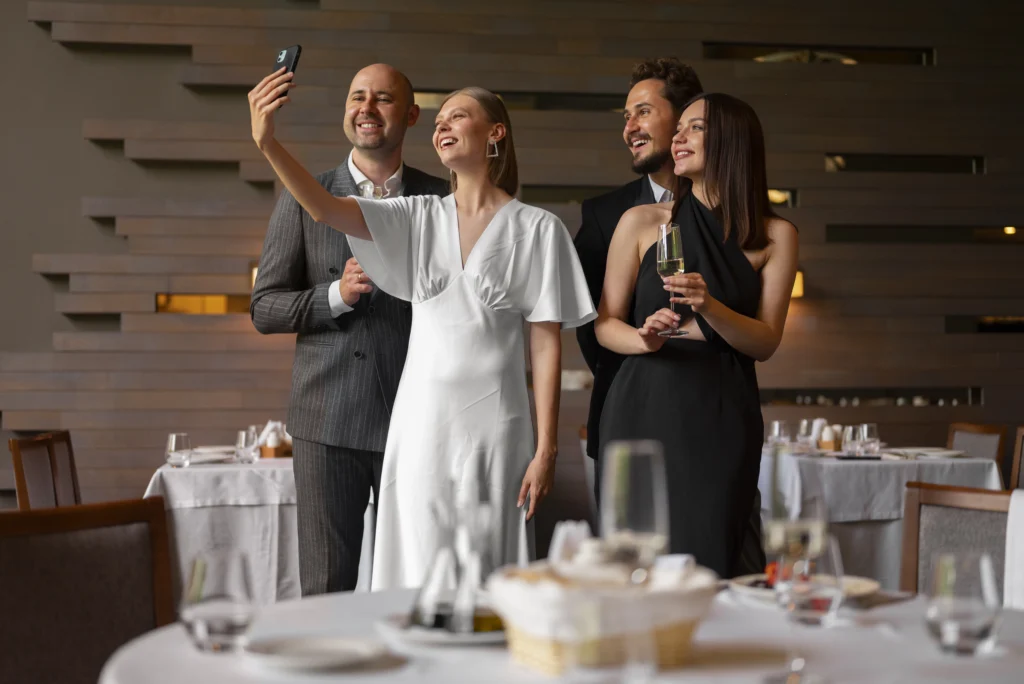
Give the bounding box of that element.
[655,222,688,338]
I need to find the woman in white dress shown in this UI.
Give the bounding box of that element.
[248,70,597,589]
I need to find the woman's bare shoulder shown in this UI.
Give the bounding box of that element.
[617,203,672,235]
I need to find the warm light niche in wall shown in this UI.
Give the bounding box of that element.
[156,294,250,314]
[791,270,804,298]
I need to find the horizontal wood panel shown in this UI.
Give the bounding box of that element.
[0,369,291,391]
[3,409,288,430]
[54,293,155,314]
[120,313,254,333]
[0,389,291,411]
[31,0,1017,36]
[36,253,252,275]
[0,352,294,372]
[70,274,254,294]
[116,217,269,237]
[82,196,275,218]
[53,331,296,352]
[127,236,265,256]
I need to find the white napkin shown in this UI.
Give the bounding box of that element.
[1003,490,1024,610]
[548,520,593,566]
[255,421,287,447]
[811,418,828,442]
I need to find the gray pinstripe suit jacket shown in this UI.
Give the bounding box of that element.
[250,159,449,452]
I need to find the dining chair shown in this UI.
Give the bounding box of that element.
[900,482,1012,595]
[1010,426,1024,490]
[0,497,174,684]
[947,422,1006,463]
[9,433,58,511]
[48,430,82,506]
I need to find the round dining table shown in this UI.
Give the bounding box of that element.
[101,588,1024,683]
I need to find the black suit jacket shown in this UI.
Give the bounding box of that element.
[250,161,448,452]
[574,177,655,459]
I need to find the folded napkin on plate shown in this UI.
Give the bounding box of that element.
[1003,490,1024,610]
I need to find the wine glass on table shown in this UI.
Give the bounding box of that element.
[655,222,688,338]
[179,550,256,652]
[762,497,830,684]
[600,440,670,585]
[166,433,192,468]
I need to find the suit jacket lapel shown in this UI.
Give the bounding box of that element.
[635,175,655,207]
[331,158,359,198]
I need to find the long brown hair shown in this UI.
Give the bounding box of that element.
[674,93,774,250]
[441,87,519,196]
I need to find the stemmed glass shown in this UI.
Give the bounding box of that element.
[600,440,670,585]
[655,222,688,338]
[763,497,830,684]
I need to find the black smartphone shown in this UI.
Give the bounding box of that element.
[273,44,302,77]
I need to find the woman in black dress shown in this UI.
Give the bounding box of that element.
[594,93,799,579]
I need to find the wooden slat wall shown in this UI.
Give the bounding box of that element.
[5,0,1024,506]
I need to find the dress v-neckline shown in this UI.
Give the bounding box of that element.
[447,194,517,271]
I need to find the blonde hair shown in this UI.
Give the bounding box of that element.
[441,87,519,196]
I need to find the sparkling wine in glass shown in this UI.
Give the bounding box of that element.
[655,222,688,338]
[600,440,670,584]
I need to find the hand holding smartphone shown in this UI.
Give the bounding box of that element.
[272,45,302,104]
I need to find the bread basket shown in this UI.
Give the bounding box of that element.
[486,562,718,675]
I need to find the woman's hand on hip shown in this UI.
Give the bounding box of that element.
[248,68,294,150]
[518,448,556,521]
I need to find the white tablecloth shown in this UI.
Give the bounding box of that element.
[143,460,374,604]
[759,451,1003,589]
[101,588,1024,683]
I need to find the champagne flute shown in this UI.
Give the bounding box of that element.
[655,222,688,338]
[600,440,670,584]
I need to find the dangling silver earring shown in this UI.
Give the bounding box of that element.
[486,140,499,158]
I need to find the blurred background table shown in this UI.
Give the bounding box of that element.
[759,450,1002,589]
[144,459,374,604]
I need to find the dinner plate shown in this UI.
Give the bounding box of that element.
[187,446,237,465]
[729,574,881,604]
[887,447,965,460]
[242,635,388,672]
[375,613,506,647]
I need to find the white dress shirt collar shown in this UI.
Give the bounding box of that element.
[649,175,674,204]
[347,152,404,199]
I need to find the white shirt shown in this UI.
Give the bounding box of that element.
[649,176,674,203]
[327,153,405,316]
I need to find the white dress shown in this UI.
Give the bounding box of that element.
[348,194,597,590]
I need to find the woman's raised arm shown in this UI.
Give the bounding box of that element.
[249,69,371,240]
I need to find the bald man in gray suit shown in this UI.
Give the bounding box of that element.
[251,64,447,594]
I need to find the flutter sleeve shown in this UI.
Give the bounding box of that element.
[346,195,433,302]
[514,213,598,329]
